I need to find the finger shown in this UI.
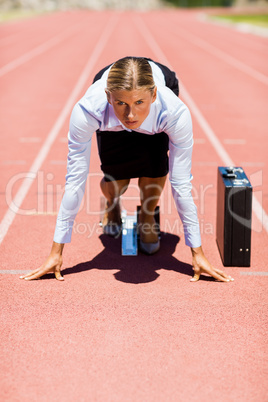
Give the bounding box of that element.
[190,264,233,283]
[199,260,232,282]
[209,269,231,282]
[214,269,234,282]
[23,266,54,281]
[212,267,234,282]
[24,270,47,281]
[20,268,42,279]
[55,266,64,281]
[190,271,200,282]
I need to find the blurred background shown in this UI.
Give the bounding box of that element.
[0,0,267,13]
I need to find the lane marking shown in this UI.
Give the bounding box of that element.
[223,139,247,145]
[167,23,268,86]
[49,160,67,165]
[20,137,41,143]
[134,15,268,234]
[24,211,58,215]
[193,162,218,166]
[194,161,265,168]
[0,270,30,275]
[3,160,26,165]
[240,272,268,276]
[0,14,119,246]
[0,23,81,78]
[241,162,265,167]
[1,269,265,276]
[194,138,206,144]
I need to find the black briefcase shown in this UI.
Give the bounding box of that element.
[216,167,252,267]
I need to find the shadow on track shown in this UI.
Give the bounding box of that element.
[60,232,204,284]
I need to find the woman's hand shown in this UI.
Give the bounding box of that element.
[190,246,234,283]
[20,242,64,281]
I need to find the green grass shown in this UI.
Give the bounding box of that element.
[212,14,268,28]
[0,9,48,23]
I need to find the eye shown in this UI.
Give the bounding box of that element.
[136,100,143,105]
[117,101,125,105]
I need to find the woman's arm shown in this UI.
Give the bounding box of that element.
[167,105,201,248]
[20,102,99,281]
[53,103,97,244]
[166,102,234,282]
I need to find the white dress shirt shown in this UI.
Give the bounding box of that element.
[53,61,201,248]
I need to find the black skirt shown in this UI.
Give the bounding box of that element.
[93,58,179,182]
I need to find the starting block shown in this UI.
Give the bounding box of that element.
[99,197,160,256]
[121,206,160,256]
[121,210,138,256]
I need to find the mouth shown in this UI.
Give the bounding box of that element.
[125,120,138,126]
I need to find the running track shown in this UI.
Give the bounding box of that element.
[0,9,267,401]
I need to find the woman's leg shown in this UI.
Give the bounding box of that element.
[100,177,130,225]
[138,175,167,243]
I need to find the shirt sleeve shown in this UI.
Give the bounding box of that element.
[165,104,201,248]
[53,102,100,243]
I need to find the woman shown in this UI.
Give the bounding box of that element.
[20,57,233,282]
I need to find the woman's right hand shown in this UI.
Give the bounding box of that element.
[20,242,64,281]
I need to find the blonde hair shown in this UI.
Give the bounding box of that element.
[106,57,155,95]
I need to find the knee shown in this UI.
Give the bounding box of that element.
[138,176,167,198]
[100,178,130,199]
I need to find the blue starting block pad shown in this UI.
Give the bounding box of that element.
[121,211,138,256]
[99,198,160,257]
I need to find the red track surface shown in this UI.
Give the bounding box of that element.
[0,9,267,401]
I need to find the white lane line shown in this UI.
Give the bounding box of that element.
[20,137,41,143]
[193,162,218,166]
[0,14,119,246]
[223,139,247,145]
[49,160,67,165]
[240,272,268,276]
[194,138,206,144]
[0,270,30,275]
[241,162,265,167]
[3,160,26,165]
[24,211,58,215]
[194,161,265,167]
[134,15,268,234]
[168,24,268,86]
[0,23,80,78]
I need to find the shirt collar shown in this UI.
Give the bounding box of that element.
[107,104,119,126]
[138,102,156,132]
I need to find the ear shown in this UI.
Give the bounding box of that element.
[105,89,111,104]
[152,86,157,103]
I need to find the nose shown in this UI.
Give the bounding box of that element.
[126,106,135,120]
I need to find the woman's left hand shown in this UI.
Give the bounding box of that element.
[190,246,234,282]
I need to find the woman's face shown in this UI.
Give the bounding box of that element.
[106,87,157,130]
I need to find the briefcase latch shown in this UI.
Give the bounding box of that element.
[222,167,237,179]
